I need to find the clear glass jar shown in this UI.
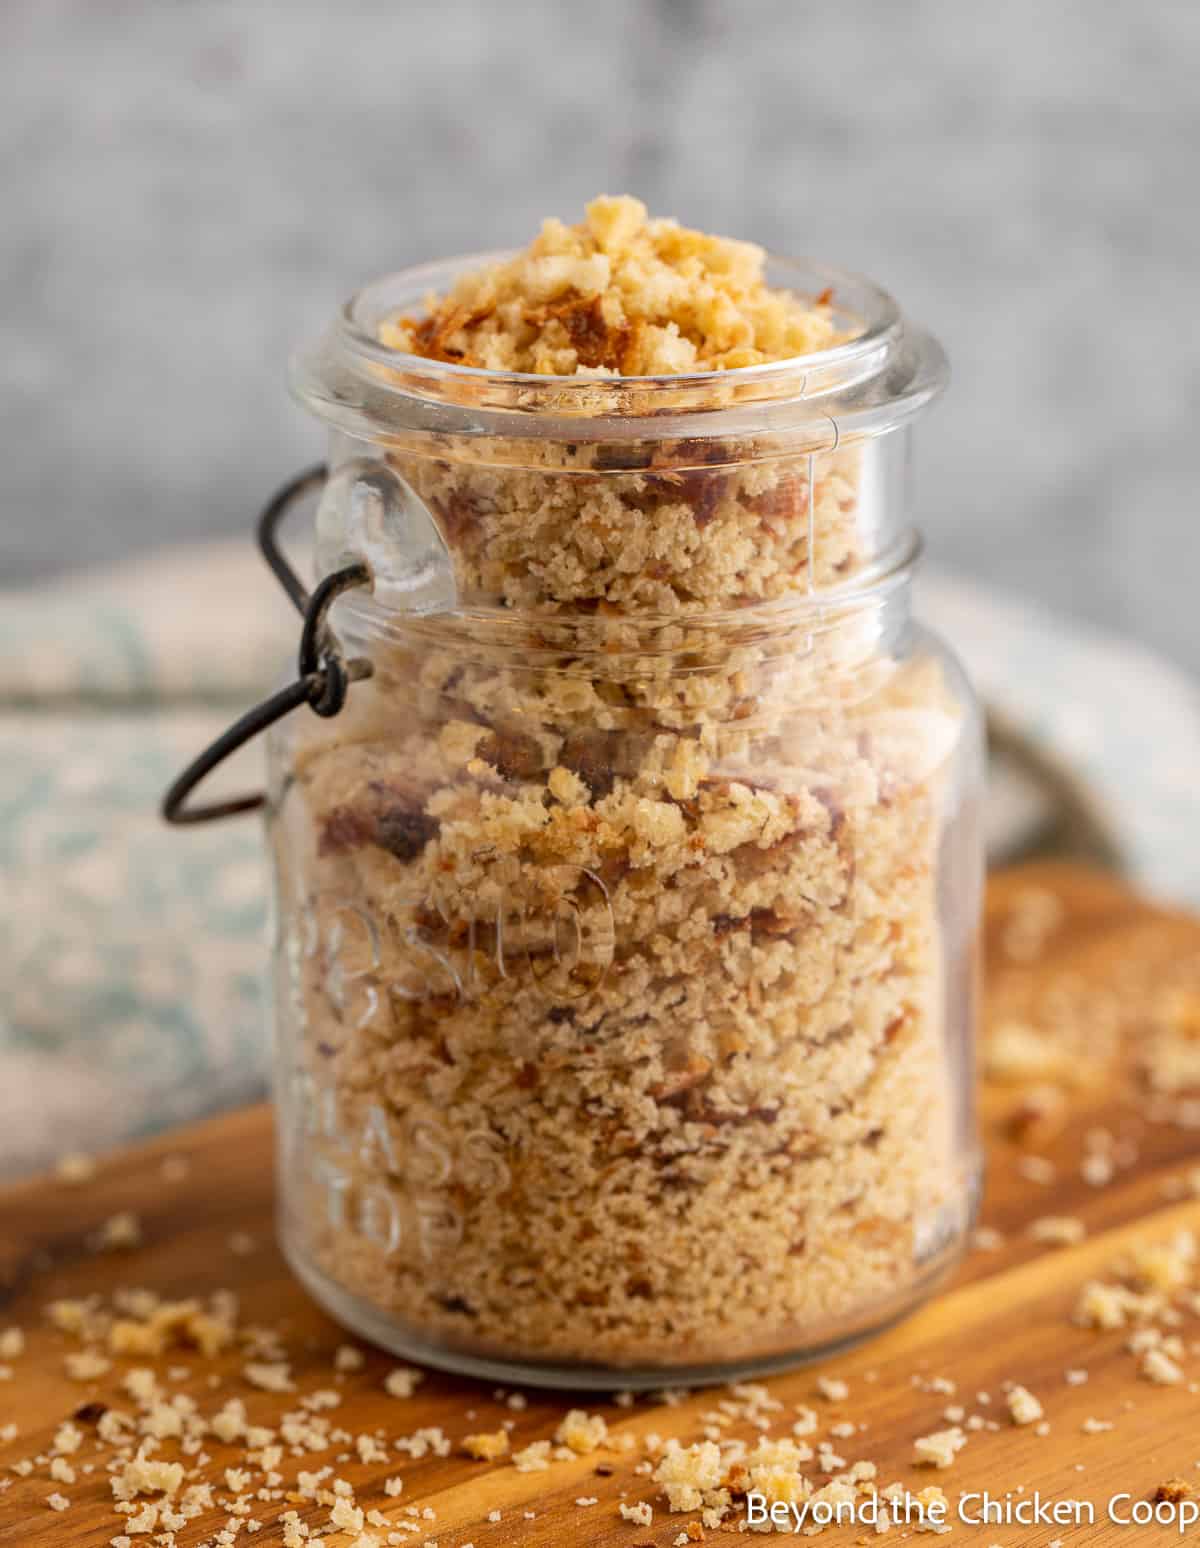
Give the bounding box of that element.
[268,255,984,1387]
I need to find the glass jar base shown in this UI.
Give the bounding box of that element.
[280,1219,974,1393]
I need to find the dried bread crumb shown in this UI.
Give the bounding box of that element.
[1141,1347,1184,1385]
[1006,1385,1044,1425]
[383,1366,424,1399]
[554,1408,609,1454]
[111,1455,185,1499]
[329,1495,364,1533]
[512,1439,552,1472]
[65,1349,112,1381]
[653,1439,724,1512]
[52,1420,83,1455]
[243,1361,293,1393]
[1029,1216,1086,1247]
[94,1212,142,1251]
[913,1427,967,1469]
[55,1151,97,1185]
[461,1430,509,1461]
[1016,1155,1056,1186]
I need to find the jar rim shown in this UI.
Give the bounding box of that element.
[291,252,947,448]
[338,250,900,386]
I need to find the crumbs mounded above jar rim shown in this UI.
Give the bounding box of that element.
[291,203,945,445]
[379,195,852,377]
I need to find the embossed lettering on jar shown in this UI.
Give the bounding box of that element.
[270,222,984,1388]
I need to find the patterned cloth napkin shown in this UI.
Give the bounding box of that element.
[2,538,1197,1178]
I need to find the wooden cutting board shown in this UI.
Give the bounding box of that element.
[4,862,1200,1546]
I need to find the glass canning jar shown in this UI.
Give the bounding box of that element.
[261,255,983,1387]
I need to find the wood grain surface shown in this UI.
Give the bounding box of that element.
[4,862,1200,1546]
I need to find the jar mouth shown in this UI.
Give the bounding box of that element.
[339,250,900,389]
[292,253,947,448]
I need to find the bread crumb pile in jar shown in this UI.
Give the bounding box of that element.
[382,195,846,376]
[273,196,982,1383]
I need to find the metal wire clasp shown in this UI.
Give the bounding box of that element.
[161,464,373,825]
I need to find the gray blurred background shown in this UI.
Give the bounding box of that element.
[3,0,1198,671]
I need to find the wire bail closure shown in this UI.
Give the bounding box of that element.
[161,465,373,825]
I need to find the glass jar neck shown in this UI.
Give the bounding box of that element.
[314,424,920,622]
[330,537,919,675]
